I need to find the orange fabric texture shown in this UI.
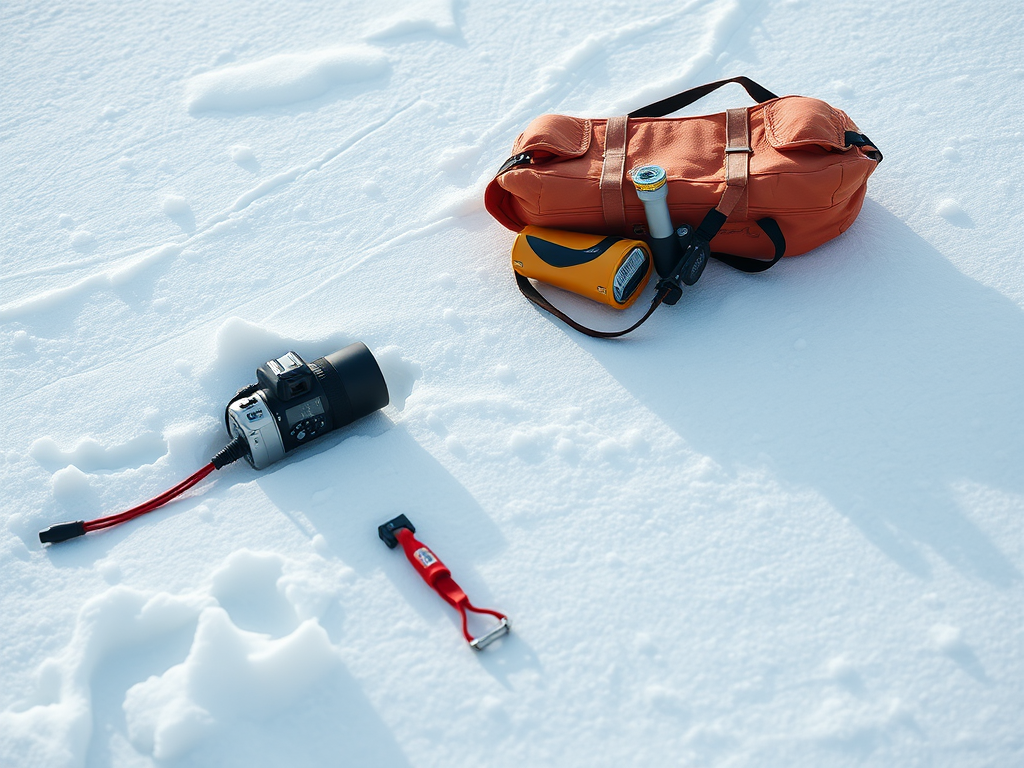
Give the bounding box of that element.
[485,95,879,260]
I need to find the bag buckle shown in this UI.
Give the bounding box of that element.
[496,152,532,175]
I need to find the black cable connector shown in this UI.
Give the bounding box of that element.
[211,435,250,469]
[39,520,87,544]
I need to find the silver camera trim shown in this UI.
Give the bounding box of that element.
[226,391,285,470]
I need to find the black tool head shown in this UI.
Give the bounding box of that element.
[378,514,415,548]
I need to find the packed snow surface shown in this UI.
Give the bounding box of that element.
[184,48,390,115]
[2,0,1022,766]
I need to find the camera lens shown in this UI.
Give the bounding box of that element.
[310,343,390,428]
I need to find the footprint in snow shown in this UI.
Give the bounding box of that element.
[230,145,260,173]
[0,550,346,765]
[185,47,389,114]
[70,230,97,252]
[936,199,974,228]
[162,195,196,233]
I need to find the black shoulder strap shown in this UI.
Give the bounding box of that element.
[844,131,883,163]
[629,76,779,118]
[515,273,671,339]
[712,217,786,272]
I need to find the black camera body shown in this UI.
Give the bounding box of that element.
[226,344,389,469]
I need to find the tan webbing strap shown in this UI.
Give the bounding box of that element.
[600,116,629,231]
[717,107,751,221]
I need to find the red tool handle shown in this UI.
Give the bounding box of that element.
[383,520,510,649]
[395,528,470,611]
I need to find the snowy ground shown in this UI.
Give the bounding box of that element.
[2,0,1022,766]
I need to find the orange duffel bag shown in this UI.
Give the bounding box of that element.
[484,77,882,336]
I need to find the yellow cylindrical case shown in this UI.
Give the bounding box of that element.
[511,226,652,309]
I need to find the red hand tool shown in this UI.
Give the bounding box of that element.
[379,515,510,650]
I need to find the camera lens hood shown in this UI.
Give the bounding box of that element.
[313,343,390,426]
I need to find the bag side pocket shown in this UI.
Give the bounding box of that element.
[512,115,592,159]
[762,96,854,152]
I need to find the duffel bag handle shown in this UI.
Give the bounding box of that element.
[629,76,778,118]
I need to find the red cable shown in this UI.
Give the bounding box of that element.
[82,463,215,532]
[39,436,249,544]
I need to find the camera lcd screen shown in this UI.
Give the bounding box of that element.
[285,397,325,426]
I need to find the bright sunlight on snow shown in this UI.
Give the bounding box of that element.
[2,1,1022,767]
